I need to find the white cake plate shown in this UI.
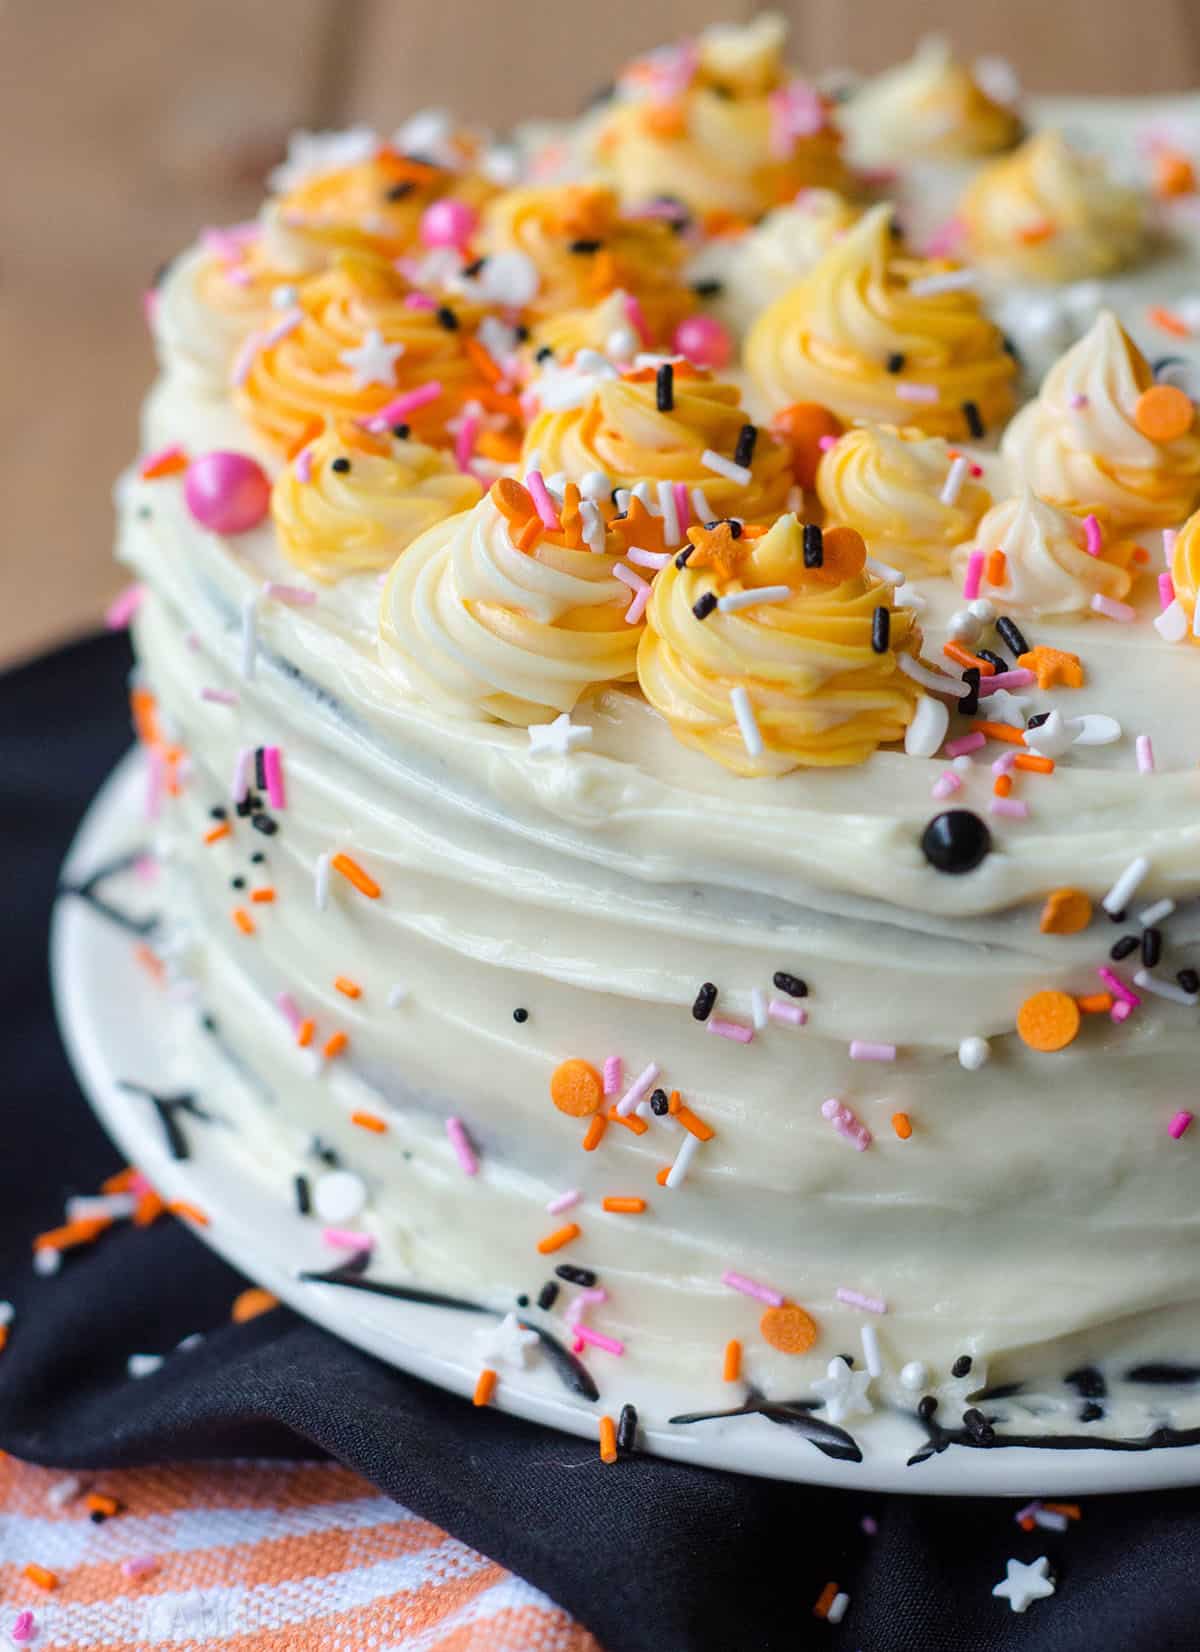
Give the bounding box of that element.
[51,750,1200,1496]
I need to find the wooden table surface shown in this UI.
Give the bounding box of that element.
[2,0,1197,668]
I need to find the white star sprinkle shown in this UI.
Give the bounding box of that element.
[1023,708,1072,757]
[339,328,405,388]
[812,1356,874,1424]
[992,1555,1056,1614]
[983,688,1031,728]
[474,1311,540,1369]
[527,714,593,757]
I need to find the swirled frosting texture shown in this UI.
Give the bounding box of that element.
[528,290,642,366]
[745,204,1018,438]
[1168,506,1200,639]
[698,189,860,336]
[524,369,794,521]
[154,238,283,393]
[379,482,639,723]
[952,489,1134,615]
[817,423,991,578]
[842,36,1022,165]
[637,513,920,774]
[960,129,1146,283]
[1002,310,1200,532]
[271,425,481,582]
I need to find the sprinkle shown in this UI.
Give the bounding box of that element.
[623,292,651,346]
[674,1103,715,1141]
[892,1112,913,1139]
[331,853,381,898]
[615,1061,659,1117]
[849,1040,895,1062]
[898,654,971,698]
[22,1566,58,1592]
[240,595,259,680]
[106,583,146,631]
[1159,573,1176,610]
[802,522,824,568]
[626,546,671,574]
[524,469,563,531]
[750,988,768,1030]
[602,1196,645,1215]
[943,732,985,758]
[722,1270,784,1308]
[1135,734,1155,773]
[985,549,1007,586]
[1133,970,1199,1007]
[323,1227,374,1253]
[293,443,316,482]
[817,433,839,451]
[598,1415,618,1464]
[871,606,890,653]
[692,590,718,621]
[895,381,939,404]
[325,1030,350,1059]
[613,562,651,623]
[989,797,1029,819]
[692,982,718,1021]
[909,268,977,297]
[582,1115,607,1151]
[939,455,969,506]
[139,442,188,480]
[729,684,763,758]
[1163,527,1179,565]
[608,1107,647,1136]
[1098,966,1141,1006]
[547,1189,581,1214]
[970,719,1026,744]
[707,1016,754,1044]
[860,1323,883,1378]
[446,1117,478,1176]
[821,1097,872,1151]
[827,1593,851,1626]
[1091,592,1137,622]
[1102,855,1150,915]
[690,485,714,521]
[962,551,985,600]
[314,851,331,910]
[1170,1111,1194,1139]
[1082,514,1104,557]
[601,1057,623,1099]
[365,381,442,430]
[1139,898,1176,926]
[1111,999,1135,1025]
[768,998,808,1025]
[577,1324,625,1356]
[538,1223,581,1256]
[978,668,1036,695]
[10,1611,36,1643]
[473,1367,497,1406]
[812,1583,839,1620]
[665,1130,702,1188]
[836,1287,887,1314]
[351,1108,389,1131]
[296,1018,315,1048]
[261,745,286,809]
[232,907,255,935]
[204,820,232,846]
[655,362,674,412]
[931,772,962,799]
[701,448,752,486]
[716,584,790,613]
[723,1340,742,1381]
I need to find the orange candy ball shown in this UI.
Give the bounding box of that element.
[550,1058,604,1116]
[770,402,843,489]
[1016,990,1081,1053]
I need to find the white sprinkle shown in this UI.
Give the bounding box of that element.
[958,1035,991,1071]
[631,480,656,510]
[665,1129,702,1189]
[690,486,714,522]
[387,983,409,1008]
[314,851,332,911]
[657,479,680,545]
[313,1169,368,1225]
[47,1476,83,1509]
[899,1361,927,1391]
[1102,855,1149,916]
[730,684,764,758]
[894,381,939,404]
[860,1324,883,1378]
[701,448,752,486]
[939,454,969,506]
[65,1194,136,1223]
[34,1248,61,1277]
[826,1593,850,1626]
[1133,969,1199,1007]
[750,988,768,1031]
[897,653,971,699]
[232,746,253,803]
[613,487,632,515]
[716,584,790,614]
[615,1062,659,1117]
[240,594,259,680]
[909,269,977,297]
[1091,592,1136,623]
[865,555,905,586]
[1155,600,1190,643]
[580,499,606,554]
[904,695,950,758]
[1033,1510,1070,1533]
[127,1353,165,1379]
[627,546,672,570]
[0,1301,13,1328]
[176,1332,205,1353]
[893,586,926,612]
[968,597,996,624]
[546,1189,581,1214]
[1163,527,1178,566]
[1139,898,1176,927]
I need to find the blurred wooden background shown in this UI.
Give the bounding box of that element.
[2,0,1199,668]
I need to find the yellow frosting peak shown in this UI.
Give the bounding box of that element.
[960,129,1146,283]
[843,36,1022,166]
[693,189,859,336]
[529,290,642,367]
[952,489,1134,616]
[696,13,788,95]
[637,513,921,775]
[817,423,991,578]
[271,424,481,582]
[1001,310,1200,532]
[745,203,1018,439]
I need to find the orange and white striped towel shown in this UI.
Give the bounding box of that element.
[0,1456,603,1651]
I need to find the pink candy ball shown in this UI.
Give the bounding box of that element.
[672,313,734,371]
[419,197,479,250]
[184,451,271,535]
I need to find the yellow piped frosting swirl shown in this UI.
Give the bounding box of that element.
[271,425,482,582]
[842,36,1022,166]
[1169,506,1200,640]
[529,290,642,367]
[817,424,991,578]
[523,368,794,523]
[1001,310,1200,532]
[699,189,859,336]
[745,204,1018,439]
[952,489,1134,616]
[637,513,921,775]
[960,130,1146,284]
[379,479,639,724]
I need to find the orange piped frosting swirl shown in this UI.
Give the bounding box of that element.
[952,489,1135,616]
[523,366,794,526]
[378,478,640,724]
[817,424,991,578]
[842,36,1022,166]
[1168,507,1200,639]
[234,252,484,453]
[271,424,482,582]
[637,513,921,775]
[745,204,1018,439]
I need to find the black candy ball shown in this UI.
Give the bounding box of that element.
[920,810,992,874]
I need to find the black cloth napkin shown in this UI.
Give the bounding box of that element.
[2,631,1199,1652]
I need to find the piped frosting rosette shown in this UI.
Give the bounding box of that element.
[841,36,1022,166]
[379,477,639,723]
[590,15,848,220]
[637,513,921,775]
[1001,310,1200,532]
[271,423,482,582]
[1167,507,1200,642]
[960,130,1146,283]
[952,489,1134,616]
[528,290,644,368]
[691,188,859,337]
[745,204,1018,439]
[523,366,794,531]
[816,423,991,578]
[478,183,693,344]
[153,232,287,393]
[233,251,487,453]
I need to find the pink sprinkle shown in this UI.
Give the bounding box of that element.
[673,482,691,535]
[768,998,807,1026]
[322,1228,375,1251]
[134,853,159,884]
[365,381,443,429]
[106,583,146,630]
[262,745,286,809]
[821,1097,872,1151]
[575,1324,625,1357]
[849,1040,895,1062]
[454,412,481,473]
[1159,572,1176,610]
[10,1611,36,1643]
[962,550,985,601]
[991,751,1017,776]
[231,745,253,804]
[1099,967,1142,1007]
[1111,998,1135,1025]
[1091,593,1136,622]
[623,293,651,348]
[262,308,303,349]
[139,441,187,478]
[275,992,303,1030]
[895,381,939,404]
[565,1286,608,1325]
[264,581,318,606]
[943,732,986,758]
[626,546,672,570]
[122,1555,161,1580]
[835,1287,887,1314]
[231,333,260,388]
[404,292,437,310]
[1170,1110,1194,1139]
[1163,528,1178,565]
[294,445,315,483]
[722,1270,784,1308]
[979,668,1036,694]
[546,1189,581,1215]
[201,222,258,260]
[524,469,563,532]
[931,772,962,799]
[707,1017,754,1044]
[1069,393,1089,410]
[571,1334,585,1353]
[1015,1500,1043,1524]
[817,434,839,452]
[862,1516,879,1536]
[615,1061,659,1116]
[1082,513,1104,557]
[200,686,239,706]
[614,561,651,623]
[446,1116,478,1177]
[989,797,1029,819]
[602,1057,623,1097]
[923,217,966,257]
[1136,734,1155,773]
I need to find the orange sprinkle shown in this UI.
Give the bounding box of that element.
[473,385,524,421]
[492,477,534,522]
[640,101,686,138]
[602,1197,646,1214]
[133,1190,166,1227]
[351,1109,387,1133]
[139,448,188,480]
[1043,1501,1082,1519]
[1134,383,1195,443]
[993,774,1013,798]
[33,1217,111,1253]
[1018,644,1084,689]
[134,943,164,984]
[515,514,543,554]
[204,821,232,845]
[0,1325,7,1354]
[1132,545,1150,564]
[475,428,522,464]
[465,336,505,386]
[655,1166,671,1186]
[1019,1515,1037,1532]
[550,1058,604,1117]
[168,1200,210,1227]
[812,1582,839,1620]
[582,1114,608,1152]
[723,1339,742,1382]
[1016,218,1056,244]
[331,853,381,899]
[232,907,255,935]
[1013,753,1055,775]
[607,1107,649,1136]
[1077,992,1114,1014]
[85,1493,120,1517]
[760,1302,818,1355]
[943,641,995,676]
[985,549,1007,586]
[101,1168,138,1194]
[23,1564,58,1591]
[325,1031,349,1059]
[473,1367,498,1407]
[297,1018,315,1048]
[231,1287,279,1323]
[250,887,276,903]
[1154,148,1196,198]
[892,1112,913,1140]
[1016,989,1081,1053]
[969,719,1026,745]
[674,1105,715,1142]
[598,1414,618,1463]
[667,1090,682,1115]
[335,976,362,999]
[537,1223,580,1255]
[1039,887,1092,934]
[1148,304,1190,338]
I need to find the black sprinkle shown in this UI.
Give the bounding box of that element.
[1066,1364,1107,1399]
[250,851,265,864]
[691,278,724,298]
[959,667,981,719]
[962,1407,995,1445]
[1110,935,1139,961]
[90,1512,107,1525]
[435,305,459,331]
[917,1395,938,1421]
[995,615,1029,658]
[1178,968,1199,994]
[512,1007,529,1024]
[962,400,984,439]
[871,606,890,653]
[1108,909,1127,924]
[462,256,487,278]
[537,1280,560,1311]
[1002,334,1020,360]
[231,877,245,891]
[885,352,905,374]
[976,648,1007,674]
[692,982,718,1021]
[535,346,555,363]
[556,1264,597,1287]
[772,971,807,999]
[514,324,530,343]
[311,1138,340,1167]
[951,1354,973,1378]
[649,1088,670,1116]
[1025,711,1050,730]
[517,1294,529,1307]
[734,424,757,469]
[617,1403,638,1453]
[391,423,411,440]
[254,747,267,790]
[294,1174,312,1215]
[1128,1363,1200,1384]
[385,181,415,201]
[692,591,718,621]
[802,522,824,569]
[210,805,227,821]
[1079,1401,1105,1422]
[1142,927,1163,968]
[251,814,278,836]
[674,545,695,570]
[656,362,674,413]
[331,457,351,474]
[921,810,992,875]
[569,237,602,254]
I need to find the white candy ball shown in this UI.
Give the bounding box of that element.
[899,1361,928,1391]
[313,1169,368,1225]
[968,598,996,624]
[958,1035,991,1071]
[579,470,612,501]
[948,609,982,642]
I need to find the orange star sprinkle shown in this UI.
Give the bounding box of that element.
[683,520,752,583]
[608,495,671,559]
[1017,645,1084,689]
